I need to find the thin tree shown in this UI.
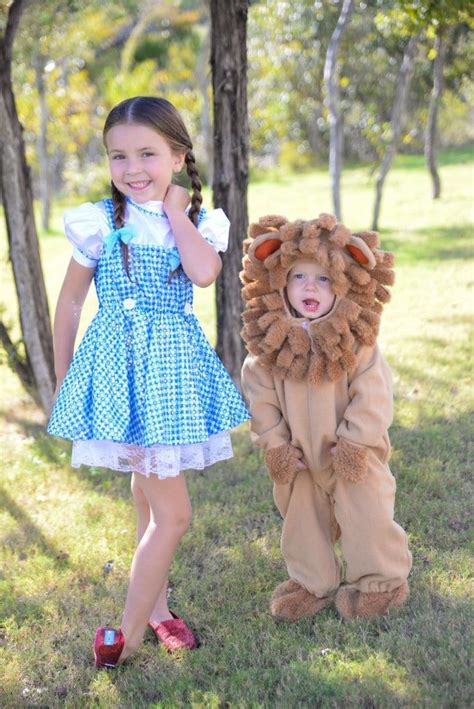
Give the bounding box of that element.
[425,25,455,199]
[323,0,354,220]
[210,0,249,385]
[196,14,213,188]
[372,35,418,230]
[34,52,51,230]
[0,0,55,412]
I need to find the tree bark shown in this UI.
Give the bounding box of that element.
[210,0,249,386]
[34,53,51,231]
[0,0,55,413]
[323,0,354,220]
[372,35,418,230]
[425,29,450,200]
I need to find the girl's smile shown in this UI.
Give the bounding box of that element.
[106,123,185,203]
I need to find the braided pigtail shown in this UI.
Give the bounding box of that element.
[167,152,202,283]
[185,151,202,226]
[111,182,129,274]
[111,182,126,228]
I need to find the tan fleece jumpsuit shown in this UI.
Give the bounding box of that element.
[242,344,412,599]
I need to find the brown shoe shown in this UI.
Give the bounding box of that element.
[335,581,409,620]
[270,579,330,622]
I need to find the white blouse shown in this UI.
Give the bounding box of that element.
[63,198,230,268]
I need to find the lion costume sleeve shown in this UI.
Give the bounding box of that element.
[240,212,395,484]
[241,356,305,484]
[332,344,393,482]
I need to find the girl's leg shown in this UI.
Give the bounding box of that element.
[120,472,192,660]
[130,474,171,624]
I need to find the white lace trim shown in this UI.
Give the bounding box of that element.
[71,431,233,479]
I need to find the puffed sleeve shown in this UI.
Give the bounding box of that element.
[63,202,111,267]
[197,208,230,253]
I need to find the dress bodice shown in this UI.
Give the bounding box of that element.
[94,243,193,316]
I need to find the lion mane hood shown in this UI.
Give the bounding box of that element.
[240,213,395,385]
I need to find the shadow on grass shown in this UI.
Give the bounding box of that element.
[2,421,472,705]
[392,341,472,393]
[389,408,472,551]
[380,224,473,263]
[0,486,71,568]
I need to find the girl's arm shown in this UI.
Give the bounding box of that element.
[164,185,222,287]
[53,258,95,392]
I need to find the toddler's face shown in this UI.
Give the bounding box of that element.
[286,260,335,319]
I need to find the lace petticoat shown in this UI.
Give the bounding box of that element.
[71,431,233,478]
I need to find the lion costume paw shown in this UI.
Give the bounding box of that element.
[332,438,369,483]
[265,443,304,484]
[335,581,409,620]
[270,579,331,622]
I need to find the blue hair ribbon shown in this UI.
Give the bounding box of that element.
[167,247,181,272]
[103,225,137,257]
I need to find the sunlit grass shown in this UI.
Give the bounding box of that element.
[0,147,473,706]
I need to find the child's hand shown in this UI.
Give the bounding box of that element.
[163,184,190,215]
[50,380,63,414]
[265,443,307,484]
[295,448,309,470]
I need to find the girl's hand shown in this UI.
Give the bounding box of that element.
[53,380,63,403]
[163,184,190,215]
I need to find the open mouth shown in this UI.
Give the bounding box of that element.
[302,298,320,312]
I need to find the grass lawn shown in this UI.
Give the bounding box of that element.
[0,148,473,707]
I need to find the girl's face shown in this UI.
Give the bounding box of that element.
[105,123,185,203]
[286,260,335,319]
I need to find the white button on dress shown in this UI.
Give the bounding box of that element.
[123,298,136,310]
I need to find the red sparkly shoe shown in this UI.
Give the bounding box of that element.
[94,627,125,668]
[148,611,197,652]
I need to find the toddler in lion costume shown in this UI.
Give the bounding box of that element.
[241,213,412,621]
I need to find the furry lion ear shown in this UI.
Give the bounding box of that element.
[248,231,283,263]
[346,235,376,270]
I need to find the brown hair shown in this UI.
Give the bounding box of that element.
[103,96,202,272]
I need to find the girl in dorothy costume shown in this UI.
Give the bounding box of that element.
[48,96,249,667]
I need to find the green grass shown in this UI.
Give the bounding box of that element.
[1,147,473,707]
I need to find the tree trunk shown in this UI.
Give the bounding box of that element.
[425,29,449,200]
[372,35,417,230]
[0,0,55,413]
[34,53,51,231]
[0,319,39,403]
[210,0,249,386]
[323,0,354,220]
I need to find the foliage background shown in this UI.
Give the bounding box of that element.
[11,0,474,197]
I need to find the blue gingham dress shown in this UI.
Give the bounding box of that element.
[47,198,249,478]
